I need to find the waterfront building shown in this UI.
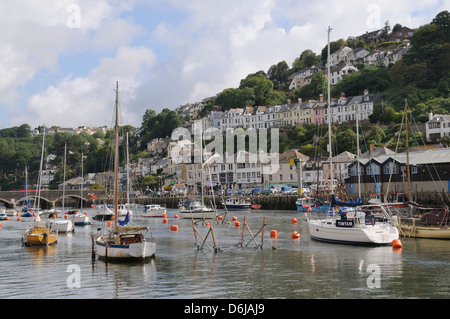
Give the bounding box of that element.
[346,147,450,196]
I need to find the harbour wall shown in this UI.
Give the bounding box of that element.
[89,191,450,210]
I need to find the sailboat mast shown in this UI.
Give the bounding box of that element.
[114,81,120,228]
[404,99,411,201]
[327,26,334,195]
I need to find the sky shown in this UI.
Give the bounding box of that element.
[0,0,447,130]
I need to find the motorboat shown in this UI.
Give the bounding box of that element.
[222,197,251,211]
[306,205,399,245]
[179,200,216,219]
[93,205,114,221]
[141,204,167,217]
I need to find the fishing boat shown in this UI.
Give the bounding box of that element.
[251,204,261,210]
[23,221,58,246]
[307,205,399,245]
[93,82,156,261]
[179,199,216,219]
[222,197,252,211]
[141,204,166,217]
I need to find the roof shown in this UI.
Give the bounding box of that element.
[357,148,450,166]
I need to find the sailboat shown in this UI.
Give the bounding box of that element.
[93,82,156,260]
[23,127,58,246]
[393,101,450,239]
[50,143,74,233]
[305,27,399,245]
[71,152,91,226]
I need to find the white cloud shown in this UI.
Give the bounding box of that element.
[1,0,446,129]
[17,46,156,128]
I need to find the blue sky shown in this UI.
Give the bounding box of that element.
[0,0,446,129]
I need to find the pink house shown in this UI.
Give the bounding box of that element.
[313,94,326,125]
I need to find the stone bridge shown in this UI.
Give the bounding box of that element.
[0,189,107,209]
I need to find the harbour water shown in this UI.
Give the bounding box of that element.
[0,207,449,300]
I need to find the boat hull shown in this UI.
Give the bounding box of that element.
[180,210,216,219]
[307,219,399,245]
[141,208,167,218]
[51,220,73,233]
[397,224,450,239]
[23,227,58,246]
[73,214,90,226]
[223,204,252,211]
[95,239,156,260]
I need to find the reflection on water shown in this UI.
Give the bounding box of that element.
[0,208,448,299]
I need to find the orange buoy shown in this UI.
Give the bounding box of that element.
[270,230,277,238]
[206,222,211,227]
[217,215,223,221]
[5,217,10,221]
[291,231,300,239]
[392,239,402,249]
[84,212,87,216]
[33,213,36,217]
[291,217,298,224]
[170,225,178,231]
[308,207,312,211]
[17,217,21,222]
[234,221,240,227]
[232,216,237,221]
[0,223,2,229]
[163,218,168,224]
[64,214,68,219]
[162,213,167,218]
[174,214,179,219]
[107,221,112,228]
[51,214,56,218]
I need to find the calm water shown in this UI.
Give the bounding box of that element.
[0,207,449,299]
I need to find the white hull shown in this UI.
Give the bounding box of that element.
[95,238,156,259]
[73,214,90,226]
[141,208,167,218]
[308,219,399,245]
[51,219,74,233]
[180,209,216,219]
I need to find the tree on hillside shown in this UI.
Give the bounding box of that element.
[292,49,321,72]
[267,60,290,89]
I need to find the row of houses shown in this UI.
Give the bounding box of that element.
[290,43,410,90]
[219,90,382,132]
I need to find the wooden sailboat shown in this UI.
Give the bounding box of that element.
[92,82,156,260]
[23,127,58,246]
[394,100,450,239]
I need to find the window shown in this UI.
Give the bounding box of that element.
[411,166,418,174]
[366,164,380,175]
[383,162,398,175]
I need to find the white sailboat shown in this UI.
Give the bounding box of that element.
[71,152,91,226]
[93,82,156,261]
[50,143,74,233]
[305,27,399,245]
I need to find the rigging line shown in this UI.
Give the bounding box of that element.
[360,124,381,200]
[385,111,405,199]
[407,109,450,204]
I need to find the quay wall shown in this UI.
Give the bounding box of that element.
[92,191,450,211]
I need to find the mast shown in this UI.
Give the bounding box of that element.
[356,104,361,198]
[114,81,120,229]
[327,26,334,194]
[404,99,411,202]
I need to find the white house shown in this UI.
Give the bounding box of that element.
[327,46,353,67]
[329,62,359,86]
[426,113,450,142]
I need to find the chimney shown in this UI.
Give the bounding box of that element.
[319,94,323,102]
[369,144,375,155]
[287,99,291,104]
[298,98,302,104]
[364,89,368,96]
[429,112,433,121]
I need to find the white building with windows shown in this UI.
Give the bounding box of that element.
[426,113,450,142]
